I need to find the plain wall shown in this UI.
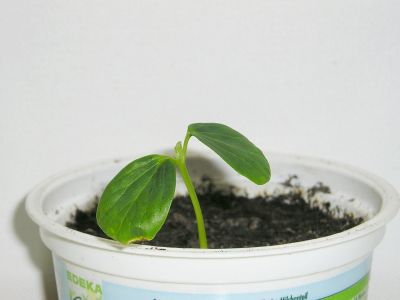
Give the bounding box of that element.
[1,0,399,298]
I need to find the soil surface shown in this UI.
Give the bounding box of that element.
[66,177,364,248]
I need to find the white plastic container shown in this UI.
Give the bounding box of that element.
[26,152,399,300]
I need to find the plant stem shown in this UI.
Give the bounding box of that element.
[175,134,208,249]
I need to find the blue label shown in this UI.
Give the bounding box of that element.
[53,256,371,300]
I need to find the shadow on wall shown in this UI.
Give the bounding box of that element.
[13,197,58,300]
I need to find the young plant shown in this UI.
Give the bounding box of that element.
[96,123,271,248]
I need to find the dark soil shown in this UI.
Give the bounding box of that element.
[66,177,364,248]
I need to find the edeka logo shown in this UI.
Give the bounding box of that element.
[67,270,102,300]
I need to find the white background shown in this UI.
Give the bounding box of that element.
[1,0,399,298]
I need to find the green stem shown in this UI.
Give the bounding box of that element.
[175,134,208,249]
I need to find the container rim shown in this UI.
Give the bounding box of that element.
[25,151,400,258]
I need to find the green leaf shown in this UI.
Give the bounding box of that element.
[96,155,176,244]
[188,123,271,185]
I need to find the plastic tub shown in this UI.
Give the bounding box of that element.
[26,152,399,300]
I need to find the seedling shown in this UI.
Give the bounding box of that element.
[96,123,271,248]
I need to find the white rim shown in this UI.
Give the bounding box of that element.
[25,152,400,258]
